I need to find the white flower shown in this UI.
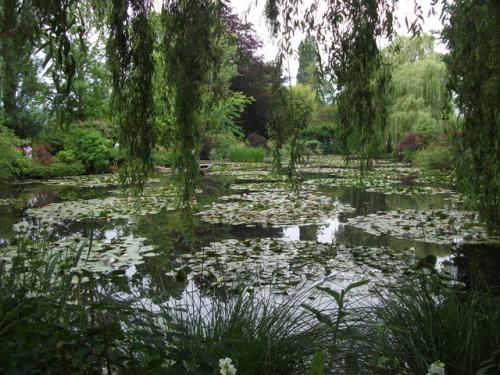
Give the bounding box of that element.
[426,360,445,375]
[219,357,237,375]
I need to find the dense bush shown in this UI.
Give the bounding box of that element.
[246,132,267,148]
[305,139,322,154]
[227,146,265,162]
[206,133,241,160]
[0,126,29,180]
[32,144,53,164]
[394,133,422,161]
[21,162,85,178]
[152,148,172,166]
[67,128,112,173]
[55,149,77,164]
[414,146,452,170]
[36,126,67,155]
[301,122,337,154]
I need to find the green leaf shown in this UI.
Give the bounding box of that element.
[301,303,333,327]
[307,351,325,375]
[345,279,369,294]
[317,286,342,306]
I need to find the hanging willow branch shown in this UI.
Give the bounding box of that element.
[108,0,155,189]
[162,0,225,206]
[265,0,395,171]
[442,0,500,234]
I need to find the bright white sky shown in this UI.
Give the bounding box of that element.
[152,0,444,81]
[229,0,444,81]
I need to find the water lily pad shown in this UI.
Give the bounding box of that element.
[12,185,178,232]
[175,238,417,292]
[0,234,156,274]
[197,190,355,226]
[347,209,498,245]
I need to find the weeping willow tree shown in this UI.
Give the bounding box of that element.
[384,35,450,143]
[161,0,225,206]
[442,0,500,234]
[0,0,95,131]
[108,0,155,189]
[265,0,395,174]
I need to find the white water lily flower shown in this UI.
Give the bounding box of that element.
[219,357,237,375]
[426,360,445,375]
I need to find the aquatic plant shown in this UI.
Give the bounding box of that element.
[374,280,500,374]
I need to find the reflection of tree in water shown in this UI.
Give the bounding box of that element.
[330,186,387,215]
[335,224,451,258]
[453,244,500,294]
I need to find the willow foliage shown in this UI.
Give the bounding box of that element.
[265,0,395,171]
[161,0,225,206]
[443,0,500,234]
[108,0,155,188]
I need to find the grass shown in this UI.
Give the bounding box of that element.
[164,288,331,375]
[374,279,500,374]
[226,146,265,163]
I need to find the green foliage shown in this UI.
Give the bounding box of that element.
[0,125,25,180]
[21,161,85,178]
[302,280,368,373]
[152,148,172,167]
[108,0,156,189]
[67,128,111,173]
[443,0,500,234]
[206,132,241,160]
[305,140,321,154]
[0,237,165,374]
[55,149,76,164]
[301,122,337,154]
[385,36,450,146]
[166,289,328,375]
[414,146,452,170]
[268,84,315,177]
[375,280,500,374]
[227,146,265,163]
[162,0,225,206]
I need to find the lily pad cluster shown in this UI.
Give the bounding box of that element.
[197,190,355,226]
[13,185,178,231]
[0,235,156,274]
[175,238,417,292]
[347,209,498,244]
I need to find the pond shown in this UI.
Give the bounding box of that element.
[1,157,499,302]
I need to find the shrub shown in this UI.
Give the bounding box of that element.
[67,128,112,173]
[55,149,76,164]
[205,133,241,160]
[21,162,85,179]
[32,144,53,165]
[394,133,422,161]
[414,146,452,170]
[301,122,337,154]
[227,146,265,163]
[247,132,267,148]
[36,126,67,154]
[152,148,172,167]
[305,140,322,154]
[375,280,500,375]
[0,126,29,180]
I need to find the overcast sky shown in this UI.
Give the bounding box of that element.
[229,0,444,81]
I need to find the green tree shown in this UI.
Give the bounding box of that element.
[443,0,500,234]
[268,83,315,179]
[384,35,450,144]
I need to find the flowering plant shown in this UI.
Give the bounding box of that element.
[426,360,445,375]
[219,357,237,375]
